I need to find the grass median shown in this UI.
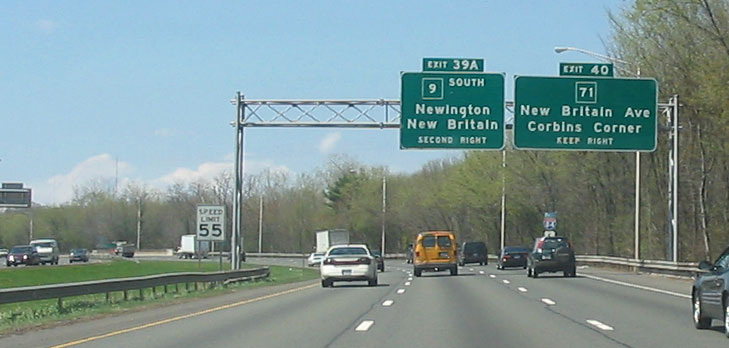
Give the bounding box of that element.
[0,260,318,334]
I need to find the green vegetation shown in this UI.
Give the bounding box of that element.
[2,0,729,263]
[0,263,318,333]
[0,260,236,289]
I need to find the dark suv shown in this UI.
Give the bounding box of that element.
[527,236,576,278]
[459,241,488,266]
[692,246,729,336]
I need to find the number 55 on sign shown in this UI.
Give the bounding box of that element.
[197,205,226,241]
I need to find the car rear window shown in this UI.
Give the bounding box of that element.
[543,238,568,249]
[505,247,529,253]
[437,236,452,248]
[11,246,32,253]
[32,242,53,248]
[464,242,485,252]
[329,247,368,256]
[422,236,436,247]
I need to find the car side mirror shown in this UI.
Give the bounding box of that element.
[698,260,713,270]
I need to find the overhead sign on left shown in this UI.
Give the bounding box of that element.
[197,205,225,241]
[400,72,505,149]
[0,183,31,208]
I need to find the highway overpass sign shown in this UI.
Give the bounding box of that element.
[197,205,225,241]
[0,183,31,208]
[513,76,657,151]
[400,72,505,149]
[559,62,613,77]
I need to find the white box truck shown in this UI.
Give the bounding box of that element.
[315,229,350,253]
[177,234,210,259]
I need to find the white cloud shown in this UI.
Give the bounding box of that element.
[155,161,232,186]
[33,154,133,205]
[318,132,341,153]
[35,19,57,33]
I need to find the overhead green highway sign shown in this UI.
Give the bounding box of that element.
[400,72,504,149]
[513,76,657,151]
[423,58,485,72]
[559,62,613,77]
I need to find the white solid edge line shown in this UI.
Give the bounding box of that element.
[582,274,691,299]
[355,320,375,332]
[518,287,528,292]
[502,279,510,284]
[586,319,614,331]
[397,288,406,294]
[541,298,556,305]
[382,300,394,307]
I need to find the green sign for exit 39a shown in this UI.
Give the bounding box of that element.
[513,76,657,151]
[400,72,505,149]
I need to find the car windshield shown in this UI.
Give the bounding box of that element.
[11,246,33,253]
[329,247,368,256]
[32,242,53,248]
[314,253,324,257]
[72,249,86,253]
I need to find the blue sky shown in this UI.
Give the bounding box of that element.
[1,0,627,204]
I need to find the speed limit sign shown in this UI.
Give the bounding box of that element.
[197,205,225,241]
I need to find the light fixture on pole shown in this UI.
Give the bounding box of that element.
[554,46,642,260]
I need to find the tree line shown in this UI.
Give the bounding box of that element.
[1,0,728,262]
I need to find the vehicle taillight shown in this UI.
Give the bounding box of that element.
[415,251,420,257]
[503,255,511,260]
[454,250,458,257]
[358,257,371,265]
[536,239,544,253]
[323,258,333,265]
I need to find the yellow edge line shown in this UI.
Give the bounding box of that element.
[51,283,318,348]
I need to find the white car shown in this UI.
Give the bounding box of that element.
[307,252,325,267]
[320,244,378,287]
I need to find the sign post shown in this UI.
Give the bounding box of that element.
[514,76,657,151]
[197,205,226,270]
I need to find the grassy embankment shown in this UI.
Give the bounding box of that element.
[0,259,318,333]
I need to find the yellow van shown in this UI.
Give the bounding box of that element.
[413,231,458,277]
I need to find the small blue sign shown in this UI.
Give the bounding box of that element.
[543,212,557,231]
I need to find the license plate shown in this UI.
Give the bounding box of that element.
[342,269,352,275]
[472,253,478,257]
[439,252,449,258]
[514,255,521,259]
[542,255,551,260]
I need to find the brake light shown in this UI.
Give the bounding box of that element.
[454,250,458,257]
[323,258,333,265]
[536,239,544,253]
[358,257,371,265]
[503,255,511,260]
[415,251,420,257]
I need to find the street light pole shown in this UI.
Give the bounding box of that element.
[554,46,642,260]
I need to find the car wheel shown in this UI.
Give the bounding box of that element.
[693,292,711,329]
[459,261,464,267]
[414,268,422,277]
[321,279,330,288]
[533,269,539,278]
[368,277,378,287]
[450,266,458,276]
[69,260,73,264]
[523,264,527,269]
[570,265,577,277]
[381,265,385,272]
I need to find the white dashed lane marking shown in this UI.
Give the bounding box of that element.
[397,288,406,294]
[502,280,510,284]
[382,300,394,307]
[404,281,411,286]
[489,274,496,279]
[541,298,556,305]
[478,270,484,274]
[586,319,614,331]
[355,320,375,332]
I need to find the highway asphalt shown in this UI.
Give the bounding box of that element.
[1,260,727,347]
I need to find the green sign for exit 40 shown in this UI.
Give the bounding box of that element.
[513,76,657,151]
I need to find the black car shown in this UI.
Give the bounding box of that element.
[459,241,488,266]
[372,250,385,272]
[498,246,530,269]
[69,248,90,263]
[692,247,729,336]
[527,236,576,278]
[6,245,41,267]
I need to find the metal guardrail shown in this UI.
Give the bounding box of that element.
[575,255,702,277]
[0,267,270,306]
